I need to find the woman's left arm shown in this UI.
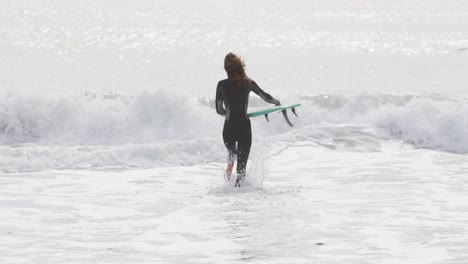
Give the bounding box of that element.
[251,81,281,105]
[215,82,226,115]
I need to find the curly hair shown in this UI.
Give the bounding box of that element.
[224,52,250,87]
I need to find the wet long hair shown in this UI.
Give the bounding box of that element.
[224,52,250,88]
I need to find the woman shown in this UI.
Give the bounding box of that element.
[216,53,280,187]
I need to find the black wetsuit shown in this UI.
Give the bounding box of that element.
[215,79,280,180]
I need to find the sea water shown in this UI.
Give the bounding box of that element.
[1,0,468,263]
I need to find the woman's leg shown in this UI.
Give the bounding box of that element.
[224,140,236,176]
[236,120,252,181]
[223,121,237,177]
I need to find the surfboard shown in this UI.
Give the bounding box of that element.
[248,104,301,127]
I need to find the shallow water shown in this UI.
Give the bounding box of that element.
[1,143,467,263]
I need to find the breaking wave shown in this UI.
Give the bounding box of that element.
[1,90,467,172]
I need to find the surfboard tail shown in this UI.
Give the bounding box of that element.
[247,103,301,127]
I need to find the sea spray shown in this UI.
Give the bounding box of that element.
[246,142,270,188]
[1,90,468,172]
[0,89,218,145]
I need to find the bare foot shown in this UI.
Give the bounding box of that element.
[225,162,234,180]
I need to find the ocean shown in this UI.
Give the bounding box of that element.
[1,0,468,263]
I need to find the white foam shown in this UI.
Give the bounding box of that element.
[0,89,218,145]
[295,94,468,153]
[1,91,468,172]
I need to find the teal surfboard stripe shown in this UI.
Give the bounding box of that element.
[248,104,301,117]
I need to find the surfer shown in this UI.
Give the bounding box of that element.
[216,52,280,186]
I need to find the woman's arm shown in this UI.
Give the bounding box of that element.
[251,81,281,105]
[215,81,227,115]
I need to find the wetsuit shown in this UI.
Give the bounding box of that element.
[215,79,280,180]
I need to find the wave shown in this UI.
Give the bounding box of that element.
[296,93,468,153]
[1,90,467,172]
[0,89,217,145]
[0,123,380,173]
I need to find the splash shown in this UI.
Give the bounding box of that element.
[1,90,468,172]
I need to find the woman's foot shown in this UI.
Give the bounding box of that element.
[225,162,234,181]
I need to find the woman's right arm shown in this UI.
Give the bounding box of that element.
[215,81,227,115]
[251,81,281,105]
